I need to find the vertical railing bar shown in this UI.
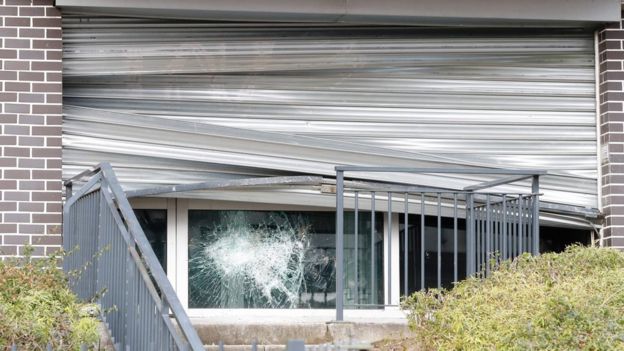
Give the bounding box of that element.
[420,193,425,291]
[335,170,344,321]
[486,195,491,276]
[453,193,458,283]
[387,191,392,305]
[495,202,499,261]
[464,193,470,276]
[532,175,540,256]
[437,193,441,289]
[403,192,409,297]
[466,193,475,276]
[371,191,376,305]
[502,195,507,260]
[527,195,532,255]
[518,194,524,254]
[354,191,359,307]
[513,197,520,258]
[476,207,481,274]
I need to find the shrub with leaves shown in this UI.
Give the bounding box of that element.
[0,248,99,349]
[402,246,624,350]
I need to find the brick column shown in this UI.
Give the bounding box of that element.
[0,0,61,258]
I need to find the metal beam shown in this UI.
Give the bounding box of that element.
[125,175,324,198]
[336,166,547,176]
[463,174,533,191]
[56,0,620,26]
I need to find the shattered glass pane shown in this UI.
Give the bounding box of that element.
[188,210,383,309]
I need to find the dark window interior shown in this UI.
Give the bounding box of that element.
[134,209,167,272]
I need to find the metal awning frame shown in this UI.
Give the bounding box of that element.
[65,163,600,219]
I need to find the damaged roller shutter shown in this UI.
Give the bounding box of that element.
[62,17,598,213]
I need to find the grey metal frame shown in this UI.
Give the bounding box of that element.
[63,163,204,351]
[334,166,542,321]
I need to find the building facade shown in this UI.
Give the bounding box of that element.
[1,0,624,311]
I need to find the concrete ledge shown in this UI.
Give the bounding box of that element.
[194,321,412,345]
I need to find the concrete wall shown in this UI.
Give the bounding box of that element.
[0,0,62,258]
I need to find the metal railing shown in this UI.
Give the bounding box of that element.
[63,163,204,350]
[334,166,543,321]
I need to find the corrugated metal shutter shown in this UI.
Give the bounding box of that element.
[62,17,598,210]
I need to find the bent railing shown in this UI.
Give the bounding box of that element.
[334,166,543,321]
[63,163,204,351]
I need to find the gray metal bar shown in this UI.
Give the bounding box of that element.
[463,174,534,191]
[532,176,540,255]
[371,191,376,305]
[484,195,492,276]
[126,175,324,198]
[476,207,481,273]
[466,193,474,276]
[354,191,359,306]
[453,193,458,283]
[344,179,455,193]
[518,194,524,255]
[387,192,392,304]
[502,195,507,260]
[437,193,441,289]
[404,192,408,296]
[335,166,547,175]
[335,170,345,321]
[420,193,425,291]
[512,198,518,258]
[63,162,103,186]
[526,196,532,254]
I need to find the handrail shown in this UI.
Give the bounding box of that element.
[63,162,204,350]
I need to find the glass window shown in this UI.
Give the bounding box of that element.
[188,210,383,309]
[134,209,168,272]
[399,214,466,293]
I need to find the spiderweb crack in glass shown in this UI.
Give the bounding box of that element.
[189,212,313,308]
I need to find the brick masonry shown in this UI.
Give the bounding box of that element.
[0,0,61,258]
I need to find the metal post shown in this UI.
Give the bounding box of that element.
[518,195,524,254]
[476,206,481,273]
[354,191,359,306]
[404,193,409,297]
[502,195,507,260]
[370,191,376,305]
[437,193,441,289]
[486,195,491,276]
[387,192,392,305]
[453,193,458,283]
[532,175,540,255]
[335,170,344,321]
[420,193,425,290]
[466,193,474,276]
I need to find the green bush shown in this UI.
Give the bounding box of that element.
[0,248,99,350]
[402,246,624,350]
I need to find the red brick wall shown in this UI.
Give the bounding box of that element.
[0,0,61,258]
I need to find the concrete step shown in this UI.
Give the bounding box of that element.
[203,343,375,351]
[190,309,413,345]
[194,321,411,345]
